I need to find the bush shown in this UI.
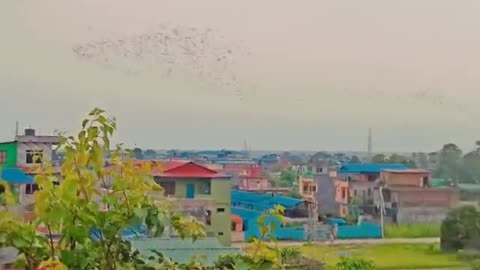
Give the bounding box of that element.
[336,257,377,270]
[384,223,441,238]
[280,247,302,264]
[472,259,480,270]
[441,206,480,252]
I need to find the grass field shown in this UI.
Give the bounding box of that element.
[384,223,441,238]
[299,243,464,270]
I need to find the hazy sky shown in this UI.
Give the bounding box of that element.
[1,0,479,153]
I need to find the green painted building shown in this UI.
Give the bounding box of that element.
[0,141,18,168]
[155,161,232,246]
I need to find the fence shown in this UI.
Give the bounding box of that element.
[336,221,382,239]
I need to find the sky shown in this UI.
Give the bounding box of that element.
[1,0,479,153]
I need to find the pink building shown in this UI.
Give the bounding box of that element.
[222,164,271,191]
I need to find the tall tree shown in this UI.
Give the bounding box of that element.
[435,143,463,182]
[143,149,157,159]
[279,169,296,186]
[462,141,480,184]
[371,154,387,163]
[132,147,144,159]
[350,155,361,163]
[416,152,429,169]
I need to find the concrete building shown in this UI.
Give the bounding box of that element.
[0,128,60,207]
[154,160,232,246]
[375,169,459,223]
[334,163,409,217]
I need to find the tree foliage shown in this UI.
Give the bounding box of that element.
[0,108,311,270]
[0,108,205,270]
[279,169,296,186]
[371,153,416,168]
[440,205,480,252]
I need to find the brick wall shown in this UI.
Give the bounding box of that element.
[394,188,458,207]
[381,171,431,187]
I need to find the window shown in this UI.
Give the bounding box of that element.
[159,181,175,195]
[205,210,212,225]
[217,208,225,213]
[217,232,224,236]
[353,189,357,196]
[200,182,211,194]
[0,151,6,164]
[25,184,39,195]
[341,188,346,199]
[312,185,317,192]
[26,150,43,164]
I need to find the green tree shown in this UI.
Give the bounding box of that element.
[144,149,157,158]
[371,154,386,163]
[0,108,205,270]
[133,147,144,159]
[462,141,480,184]
[416,152,429,169]
[435,143,463,182]
[441,205,480,252]
[350,155,361,164]
[279,169,296,186]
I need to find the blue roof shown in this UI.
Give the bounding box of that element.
[339,163,408,174]
[1,168,35,184]
[231,190,304,209]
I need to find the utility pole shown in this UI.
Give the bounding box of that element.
[379,186,385,238]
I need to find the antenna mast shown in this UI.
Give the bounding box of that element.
[367,128,373,160]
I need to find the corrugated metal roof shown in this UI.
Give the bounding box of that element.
[130,238,240,266]
[231,190,303,209]
[0,168,34,184]
[339,163,408,174]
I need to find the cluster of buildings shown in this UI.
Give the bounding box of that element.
[0,128,466,253]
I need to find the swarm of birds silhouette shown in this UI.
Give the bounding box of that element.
[72,24,250,101]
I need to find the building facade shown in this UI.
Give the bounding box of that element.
[0,129,60,207]
[334,163,409,217]
[154,160,232,246]
[375,169,458,223]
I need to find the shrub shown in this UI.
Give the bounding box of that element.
[441,205,480,252]
[280,247,302,264]
[336,257,377,270]
[471,259,480,270]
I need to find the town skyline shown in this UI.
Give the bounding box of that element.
[1,0,480,153]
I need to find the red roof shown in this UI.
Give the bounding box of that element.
[162,159,190,171]
[158,160,229,179]
[223,164,263,178]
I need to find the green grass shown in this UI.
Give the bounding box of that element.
[299,243,464,270]
[384,223,441,238]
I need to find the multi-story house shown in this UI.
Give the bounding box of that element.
[222,164,271,191]
[334,163,408,217]
[0,128,60,206]
[374,169,458,223]
[154,160,232,246]
[298,173,318,206]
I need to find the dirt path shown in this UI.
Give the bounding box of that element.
[232,237,440,248]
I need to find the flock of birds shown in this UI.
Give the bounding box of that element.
[71,24,474,121]
[72,24,251,101]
